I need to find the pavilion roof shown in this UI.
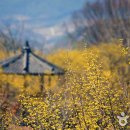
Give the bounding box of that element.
[0,41,65,75]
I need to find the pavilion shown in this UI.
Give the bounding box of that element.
[0,41,65,92]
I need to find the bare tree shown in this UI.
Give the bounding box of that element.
[70,0,130,45]
[0,23,23,54]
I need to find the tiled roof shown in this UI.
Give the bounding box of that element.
[0,41,65,75]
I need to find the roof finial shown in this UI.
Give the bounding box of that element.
[23,40,31,52]
[25,40,29,47]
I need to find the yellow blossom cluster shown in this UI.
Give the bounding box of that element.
[0,42,129,130]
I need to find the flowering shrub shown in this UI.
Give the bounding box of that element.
[0,42,129,130]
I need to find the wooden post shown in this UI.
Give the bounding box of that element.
[6,75,10,98]
[48,76,51,86]
[23,75,28,89]
[40,75,44,93]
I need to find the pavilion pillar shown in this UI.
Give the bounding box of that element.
[40,75,45,93]
[48,76,51,86]
[23,75,28,89]
[5,75,10,98]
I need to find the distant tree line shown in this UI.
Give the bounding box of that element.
[71,0,130,44]
[0,24,22,54]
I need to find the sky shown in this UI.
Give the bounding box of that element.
[0,0,88,50]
